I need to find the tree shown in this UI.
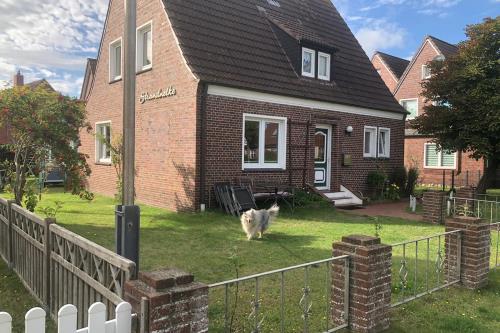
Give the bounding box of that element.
[412,17,500,193]
[0,85,92,206]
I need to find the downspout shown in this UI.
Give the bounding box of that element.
[199,83,208,210]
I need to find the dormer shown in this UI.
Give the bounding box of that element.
[300,44,334,81]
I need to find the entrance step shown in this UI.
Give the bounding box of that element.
[323,186,364,208]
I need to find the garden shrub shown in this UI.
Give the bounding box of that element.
[367,170,387,199]
[406,167,420,196]
[390,166,407,196]
[385,183,401,201]
[23,180,38,212]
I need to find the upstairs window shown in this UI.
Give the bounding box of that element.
[400,98,418,120]
[96,122,111,164]
[243,114,287,169]
[301,48,316,78]
[318,52,331,81]
[109,38,122,81]
[424,143,456,169]
[137,22,152,71]
[422,65,431,79]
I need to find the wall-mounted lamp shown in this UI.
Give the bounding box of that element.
[345,126,353,135]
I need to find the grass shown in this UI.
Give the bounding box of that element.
[2,187,500,332]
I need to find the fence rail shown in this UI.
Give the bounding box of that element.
[0,199,136,329]
[492,222,500,269]
[391,230,462,307]
[0,302,133,333]
[447,197,500,223]
[208,256,349,333]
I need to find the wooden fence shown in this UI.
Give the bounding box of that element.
[0,301,133,333]
[0,198,136,328]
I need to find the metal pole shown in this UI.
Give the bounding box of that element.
[123,0,136,206]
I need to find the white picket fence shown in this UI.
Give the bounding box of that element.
[0,302,132,333]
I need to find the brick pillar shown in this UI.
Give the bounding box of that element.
[124,268,208,333]
[455,186,477,212]
[332,235,392,333]
[445,217,490,289]
[423,190,446,224]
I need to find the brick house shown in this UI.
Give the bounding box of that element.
[372,36,485,186]
[80,0,407,212]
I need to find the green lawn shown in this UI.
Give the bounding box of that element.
[2,188,500,332]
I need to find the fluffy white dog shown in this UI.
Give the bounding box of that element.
[240,204,279,240]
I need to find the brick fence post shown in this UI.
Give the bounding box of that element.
[423,190,447,224]
[332,235,392,333]
[124,268,208,333]
[445,217,490,289]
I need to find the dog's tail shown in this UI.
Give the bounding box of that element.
[267,204,280,218]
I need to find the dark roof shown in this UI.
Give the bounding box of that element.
[163,0,405,114]
[80,58,97,101]
[374,52,409,79]
[25,79,55,91]
[427,35,458,58]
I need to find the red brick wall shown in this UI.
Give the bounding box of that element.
[79,0,200,211]
[203,95,405,205]
[371,55,398,93]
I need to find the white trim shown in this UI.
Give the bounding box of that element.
[314,124,332,191]
[423,143,457,169]
[242,113,287,170]
[377,127,391,158]
[399,98,419,120]
[317,52,331,81]
[374,54,398,83]
[301,48,316,78]
[363,126,377,158]
[136,20,153,72]
[160,0,199,81]
[208,85,405,120]
[108,37,122,82]
[95,121,112,164]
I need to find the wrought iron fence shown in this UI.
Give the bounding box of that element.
[391,230,462,307]
[447,197,500,223]
[492,222,500,269]
[208,256,349,333]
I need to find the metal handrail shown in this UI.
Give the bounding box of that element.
[391,230,461,247]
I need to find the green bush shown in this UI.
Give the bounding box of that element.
[390,167,407,196]
[406,167,420,196]
[23,180,38,212]
[367,170,387,199]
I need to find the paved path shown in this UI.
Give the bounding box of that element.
[341,201,423,221]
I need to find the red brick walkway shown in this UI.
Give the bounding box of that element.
[341,201,423,221]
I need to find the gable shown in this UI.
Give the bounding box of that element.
[164,0,405,115]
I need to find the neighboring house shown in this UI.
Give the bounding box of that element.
[0,71,55,145]
[373,36,485,186]
[80,0,406,212]
[80,58,97,102]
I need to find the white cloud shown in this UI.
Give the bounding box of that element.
[0,0,107,96]
[355,19,407,56]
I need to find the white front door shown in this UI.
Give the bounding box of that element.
[314,125,332,190]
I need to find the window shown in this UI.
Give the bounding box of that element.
[400,98,418,120]
[422,65,431,79]
[378,128,391,158]
[96,122,111,164]
[109,38,122,81]
[363,126,377,158]
[424,143,456,169]
[137,22,152,71]
[318,52,331,81]
[243,114,287,169]
[301,48,316,78]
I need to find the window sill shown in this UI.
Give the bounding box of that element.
[423,167,456,170]
[136,66,152,75]
[109,78,122,84]
[96,161,112,166]
[243,168,286,173]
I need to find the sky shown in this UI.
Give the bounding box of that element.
[0,0,497,97]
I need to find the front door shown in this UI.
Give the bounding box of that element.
[314,125,331,190]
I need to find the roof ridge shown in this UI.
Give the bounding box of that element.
[426,35,458,48]
[375,51,409,63]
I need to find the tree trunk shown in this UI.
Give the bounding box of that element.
[477,158,498,194]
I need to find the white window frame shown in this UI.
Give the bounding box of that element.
[378,127,391,158]
[423,143,457,169]
[317,52,331,81]
[400,98,419,120]
[136,21,153,72]
[363,126,377,158]
[95,121,112,164]
[422,64,431,80]
[301,48,316,78]
[109,38,122,82]
[242,114,287,170]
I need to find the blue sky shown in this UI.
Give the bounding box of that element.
[0,0,497,97]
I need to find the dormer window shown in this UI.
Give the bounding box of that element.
[318,52,331,81]
[301,48,316,78]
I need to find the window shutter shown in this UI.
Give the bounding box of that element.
[425,144,439,167]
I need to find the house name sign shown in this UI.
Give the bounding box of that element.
[139,86,177,104]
